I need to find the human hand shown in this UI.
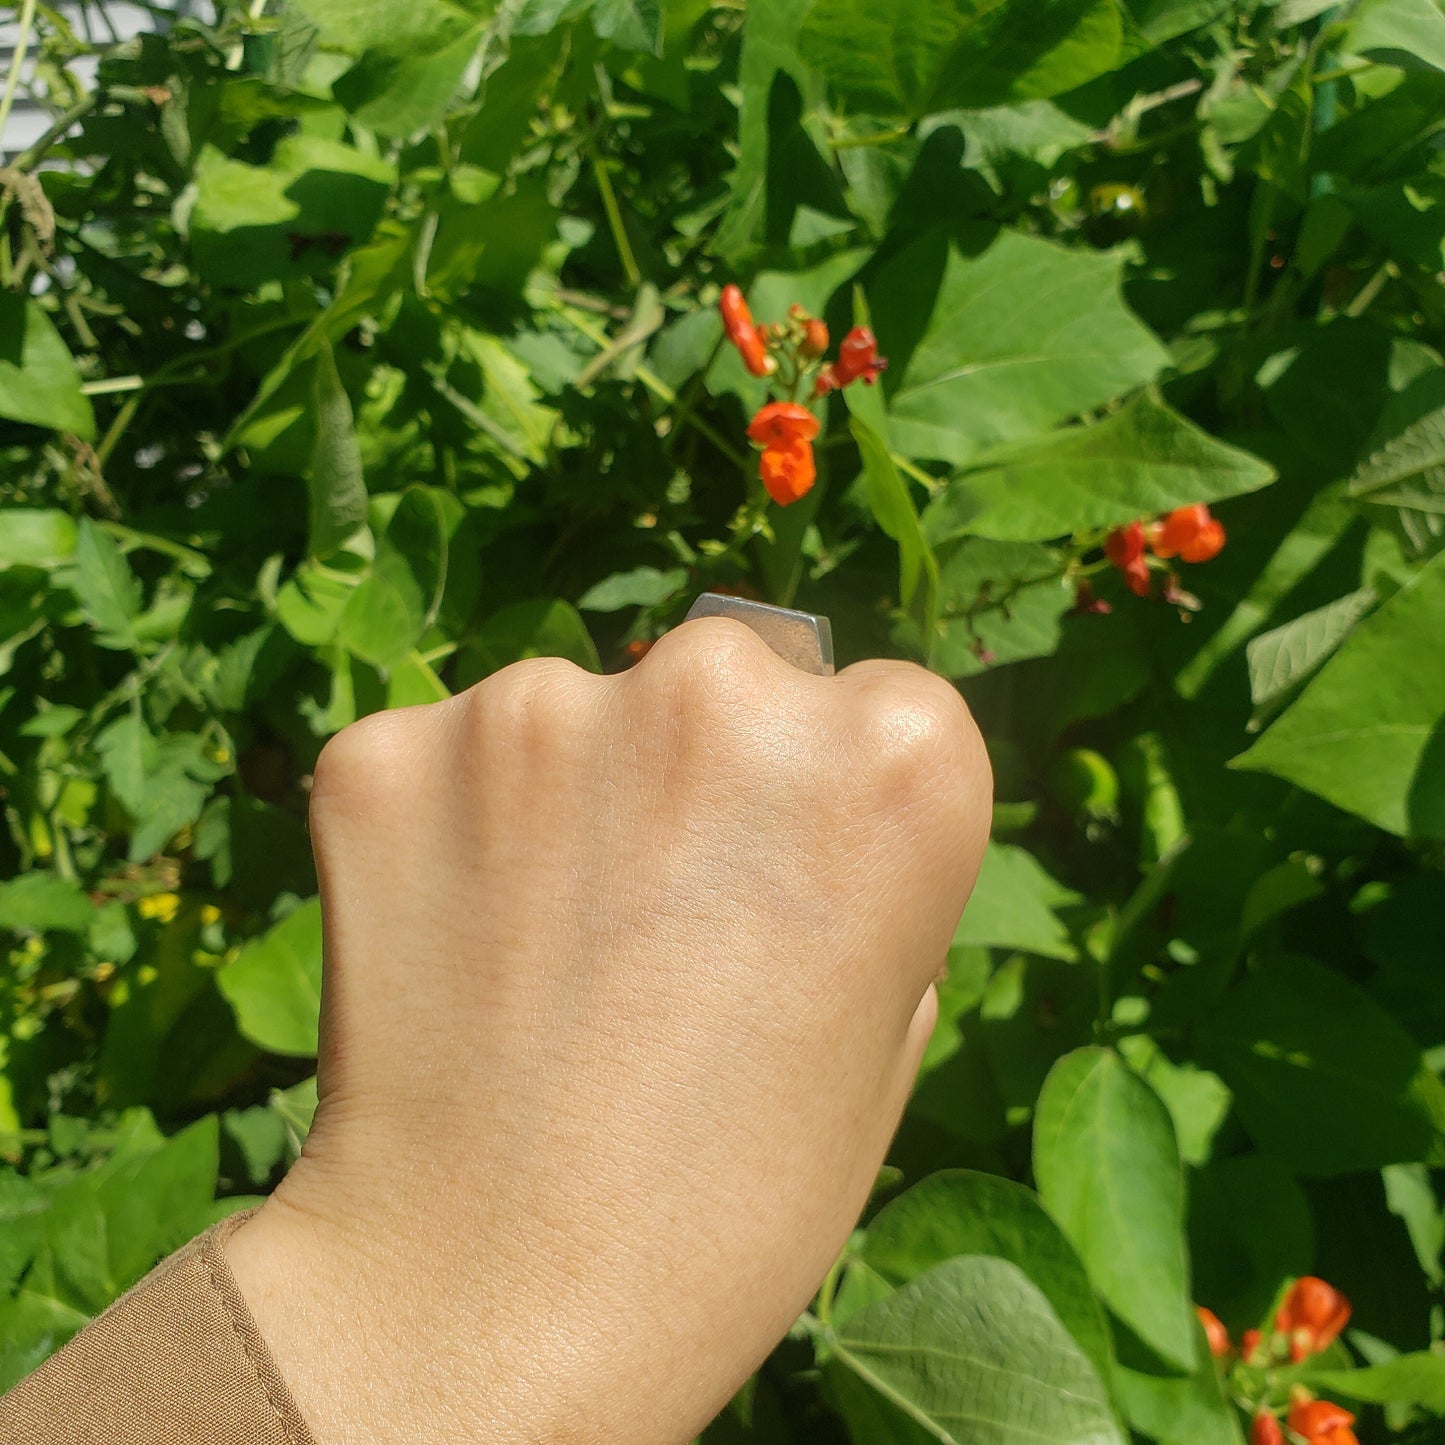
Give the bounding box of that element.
[227,618,991,1444]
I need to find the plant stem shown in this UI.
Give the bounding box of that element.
[0,0,40,155]
[591,150,642,289]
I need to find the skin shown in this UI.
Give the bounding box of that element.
[227,617,993,1444]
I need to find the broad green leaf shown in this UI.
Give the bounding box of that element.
[1034,1048,1196,1371]
[873,230,1169,467]
[716,0,818,261]
[1126,0,1229,42]
[293,0,482,50]
[0,295,95,439]
[1345,0,1445,73]
[0,874,93,935]
[1233,552,1445,838]
[272,1077,320,1159]
[218,900,324,1057]
[189,136,395,290]
[1192,954,1442,1175]
[925,394,1275,543]
[953,842,1079,960]
[862,1171,1118,1394]
[798,0,1130,120]
[1308,1353,1445,1411]
[335,23,487,135]
[1115,1354,1245,1445]
[0,509,77,570]
[1348,364,1445,516]
[337,491,447,670]
[828,1256,1125,1445]
[94,721,230,863]
[1246,589,1377,730]
[933,539,1073,679]
[848,403,940,652]
[516,0,663,52]
[308,344,370,561]
[63,521,142,651]
[454,599,602,685]
[577,566,688,611]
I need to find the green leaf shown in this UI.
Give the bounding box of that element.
[953,842,1080,960]
[862,1171,1118,1394]
[1307,1353,1445,1412]
[873,230,1169,467]
[1345,0,1445,73]
[1246,589,1378,731]
[1033,1048,1196,1371]
[0,873,93,935]
[516,0,663,52]
[337,491,447,671]
[1348,363,1445,516]
[1115,1355,1245,1445]
[848,404,941,652]
[577,566,688,611]
[189,136,395,290]
[217,900,324,1057]
[716,0,818,262]
[335,23,487,135]
[828,1256,1125,1445]
[293,0,483,50]
[798,0,1131,120]
[308,344,370,560]
[925,394,1275,543]
[1192,954,1442,1175]
[1126,0,1229,42]
[454,599,602,684]
[63,520,142,651]
[1233,552,1445,838]
[0,295,95,439]
[0,509,77,570]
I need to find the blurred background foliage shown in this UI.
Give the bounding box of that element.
[0,0,1444,1439]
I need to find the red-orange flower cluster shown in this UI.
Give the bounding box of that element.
[1288,1397,1358,1445]
[749,402,820,506]
[816,326,888,395]
[1276,1277,1351,1363]
[720,285,776,379]
[1104,504,1227,598]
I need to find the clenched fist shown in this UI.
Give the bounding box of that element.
[227,617,992,1444]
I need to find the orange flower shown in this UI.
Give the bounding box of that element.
[1276,1278,1351,1362]
[1196,1306,1231,1359]
[720,284,776,378]
[1249,1411,1284,1445]
[1105,520,1146,568]
[1104,521,1151,596]
[759,439,816,506]
[802,317,831,359]
[815,326,888,394]
[1287,1398,1358,1445]
[748,401,821,449]
[1150,504,1226,563]
[1241,1328,1266,1365]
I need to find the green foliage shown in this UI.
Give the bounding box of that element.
[1,0,1443,1438]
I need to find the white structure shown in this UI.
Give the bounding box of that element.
[1,2,197,159]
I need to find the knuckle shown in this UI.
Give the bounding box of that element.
[310,711,417,819]
[463,657,597,753]
[641,617,779,700]
[855,669,989,800]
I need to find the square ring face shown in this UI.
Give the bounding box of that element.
[684,594,836,677]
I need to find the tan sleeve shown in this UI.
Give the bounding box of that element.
[0,1210,318,1445]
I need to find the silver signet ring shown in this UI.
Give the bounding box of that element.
[684,594,835,677]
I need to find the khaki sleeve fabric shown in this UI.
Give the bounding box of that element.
[0,1210,318,1445]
